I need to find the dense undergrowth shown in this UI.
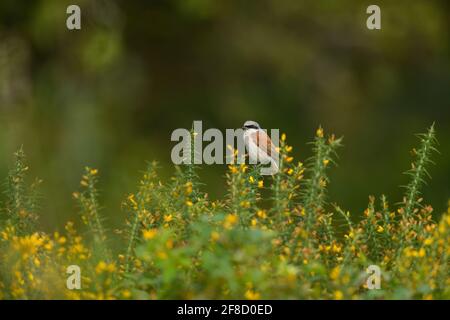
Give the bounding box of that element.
[0,125,448,299]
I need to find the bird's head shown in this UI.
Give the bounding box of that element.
[242,120,261,131]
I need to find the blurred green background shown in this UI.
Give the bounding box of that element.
[0,0,449,232]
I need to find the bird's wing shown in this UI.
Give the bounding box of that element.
[250,130,279,160]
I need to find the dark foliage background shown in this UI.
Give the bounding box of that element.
[0,0,449,230]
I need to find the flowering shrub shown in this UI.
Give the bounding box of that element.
[0,125,448,300]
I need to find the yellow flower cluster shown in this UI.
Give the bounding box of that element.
[0,129,447,300]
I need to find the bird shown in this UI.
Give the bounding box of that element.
[242,120,279,175]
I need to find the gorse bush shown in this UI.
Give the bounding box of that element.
[0,125,448,300]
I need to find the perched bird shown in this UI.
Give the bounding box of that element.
[242,120,279,175]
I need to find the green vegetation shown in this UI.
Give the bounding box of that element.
[0,126,448,299]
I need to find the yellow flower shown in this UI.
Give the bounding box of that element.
[285,156,293,163]
[95,261,106,274]
[258,180,264,188]
[251,219,257,226]
[134,259,142,268]
[249,176,255,183]
[281,133,286,142]
[226,214,238,224]
[156,251,168,260]
[164,214,173,222]
[185,182,193,195]
[224,214,238,229]
[142,229,157,240]
[228,165,238,174]
[418,248,426,258]
[256,210,267,219]
[316,127,324,138]
[33,257,41,267]
[210,231,220,242]
[332,244,341,253]
[107,263,116,273]
[90,169,98,175]
[376,225,384,233]
[424,238,433,246]
[95,261,116,274]
[240,201,250,208]
[185,200,193,207]
[285,145,293,152]
[12,233,44,259]
[323,159,330,166]
[333,290,343,300]
[245,289,260,300]
[330,266,340,280]
[44,240,54,251]
[344,231,354,239]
